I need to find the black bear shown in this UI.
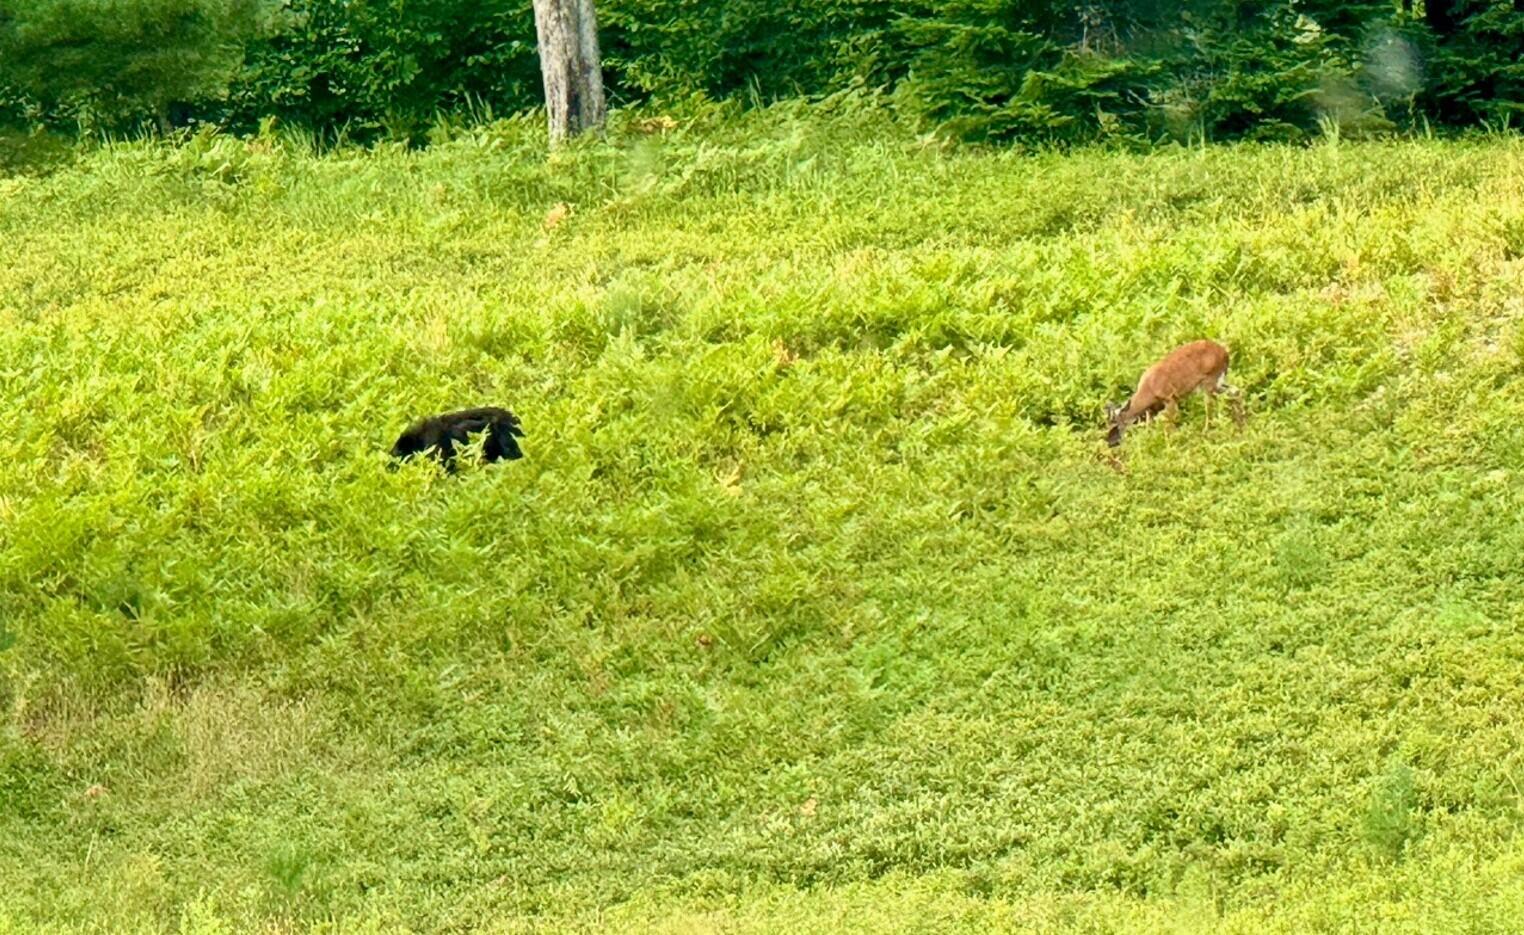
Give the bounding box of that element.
[390,407,525,472]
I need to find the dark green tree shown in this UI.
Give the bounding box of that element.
[222,0,544,140]
[1420,0,1524,123]
[0,0,287,131]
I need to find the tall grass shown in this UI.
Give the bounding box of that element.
[2,101,1524,931]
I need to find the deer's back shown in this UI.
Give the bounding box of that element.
[1140,340,1228,399]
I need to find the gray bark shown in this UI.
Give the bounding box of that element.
[531,0,606,143]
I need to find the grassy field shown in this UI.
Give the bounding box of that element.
[3,102,1524,931]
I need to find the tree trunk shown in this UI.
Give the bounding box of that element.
[531,0,606,144]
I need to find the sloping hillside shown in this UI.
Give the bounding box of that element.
[3,110,1524,931]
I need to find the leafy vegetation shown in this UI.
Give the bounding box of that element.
[3,104,1524,930]
[0,0,288,131]
[212,0,1524,143]
[4,0,1524,144]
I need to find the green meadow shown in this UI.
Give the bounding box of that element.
[3,104,1524,931]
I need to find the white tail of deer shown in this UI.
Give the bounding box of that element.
[1106,339,1242,447]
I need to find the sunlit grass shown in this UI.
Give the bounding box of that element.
[2,102,1524,930]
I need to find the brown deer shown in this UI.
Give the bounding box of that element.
[1106,339,1241,447]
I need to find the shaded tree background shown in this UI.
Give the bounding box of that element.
[1,0,1521,143]
[0,0,287,131]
